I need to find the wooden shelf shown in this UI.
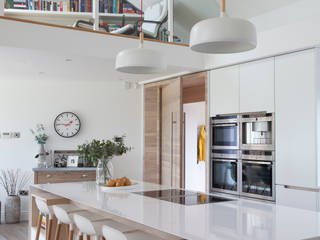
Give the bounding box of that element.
[4,9,141,19]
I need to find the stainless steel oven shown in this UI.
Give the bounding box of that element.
[211,150,240,195]
[240,150,275,201]
[240,112,274,151]
[211,115,240,150]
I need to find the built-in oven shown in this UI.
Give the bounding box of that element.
[240,112,274,151]
[211,115,240,150]
[240,150,275,201]
[211,149,240,195]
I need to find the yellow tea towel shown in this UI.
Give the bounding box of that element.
[198,125,206,162]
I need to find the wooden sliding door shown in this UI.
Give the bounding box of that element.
[161,78,183,188]
[143,78,183,188]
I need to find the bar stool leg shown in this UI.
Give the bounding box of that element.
[54,221,62,240]
[35,214,43,240]
[78,233,83,240]
[68,227,74,240]
[46,218,53,240]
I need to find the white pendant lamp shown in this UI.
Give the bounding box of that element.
[189,0,257,54]
[115,0,167,74]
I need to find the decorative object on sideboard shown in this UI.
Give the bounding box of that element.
[0,169,31,224]
[67,155,79,167]
[53,150,81,168]
[30,124,49,168]
[78,136,132,185]
[54,112,81,138]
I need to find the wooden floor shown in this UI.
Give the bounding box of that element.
[0,222,28,240]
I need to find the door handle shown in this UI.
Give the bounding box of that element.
[242,160,272,165]
[171,112,174,187]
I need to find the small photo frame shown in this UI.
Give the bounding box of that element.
[67,155,79,167]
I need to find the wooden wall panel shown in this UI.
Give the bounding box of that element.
[143,86,161,184]
[183,85,205,104]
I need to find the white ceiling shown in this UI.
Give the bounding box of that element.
[0,46,195,82]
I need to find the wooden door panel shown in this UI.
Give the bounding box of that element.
[161,78,182,188]
[143,86,161,184]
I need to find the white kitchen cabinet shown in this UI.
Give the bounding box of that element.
[275,49,319,188]
[209,66,239,116]
[239,58,275,113]
[276,185,319,211]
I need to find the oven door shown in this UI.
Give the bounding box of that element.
[212,123,239,150]
[212,159,240,195]
[240,160,275,201]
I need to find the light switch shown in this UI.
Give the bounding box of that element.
[0,132,21,139]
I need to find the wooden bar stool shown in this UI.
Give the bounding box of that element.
[102,225,164,240]
[35,198,55,240]
[53,204,85,240]
[73,212,136,240]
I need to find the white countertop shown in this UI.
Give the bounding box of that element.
[33,181,320,240]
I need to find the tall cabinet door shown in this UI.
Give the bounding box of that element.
[209,66,239,116]
[161,78,183,188]
[275,49,317,188]
[239,57,275,113]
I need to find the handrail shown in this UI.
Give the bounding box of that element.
[0,16,189,47]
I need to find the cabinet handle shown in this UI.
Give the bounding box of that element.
[283,185,320,192]
[82,174,88,178]
[46,174,52,178]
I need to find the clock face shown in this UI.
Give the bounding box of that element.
[54,112,81,138]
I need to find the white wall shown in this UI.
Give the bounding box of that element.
[184,102,206,192]
[0,73,142,221]
[204,0,320,68]
[0,0,3,16]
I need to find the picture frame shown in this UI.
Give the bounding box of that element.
[67,155,79,167]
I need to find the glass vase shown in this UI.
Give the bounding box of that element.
[96,158,114,185]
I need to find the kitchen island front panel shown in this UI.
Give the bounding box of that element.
[32,181,320,240]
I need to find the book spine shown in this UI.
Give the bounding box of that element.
[80,0,85,12]
[104,0,107,13]
[112,0,116,13]
[29,0,33,10]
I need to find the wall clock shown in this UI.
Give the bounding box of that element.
[54,112,81,138]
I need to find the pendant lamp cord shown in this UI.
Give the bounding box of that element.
[139,0,144,47]
[221,0,226,13]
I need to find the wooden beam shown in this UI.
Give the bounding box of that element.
[0,16,188,47]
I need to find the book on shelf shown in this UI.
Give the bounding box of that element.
[8,0,140,14]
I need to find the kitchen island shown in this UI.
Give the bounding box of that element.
[31,181,320,240]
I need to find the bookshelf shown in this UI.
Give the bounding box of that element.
[4,8,140,19]
[4,0,141,30]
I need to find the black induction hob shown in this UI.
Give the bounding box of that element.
[133,189,233,206]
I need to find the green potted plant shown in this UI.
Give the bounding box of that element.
[77,136,131,184]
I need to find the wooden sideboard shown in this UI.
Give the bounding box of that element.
[33,168,96,184]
